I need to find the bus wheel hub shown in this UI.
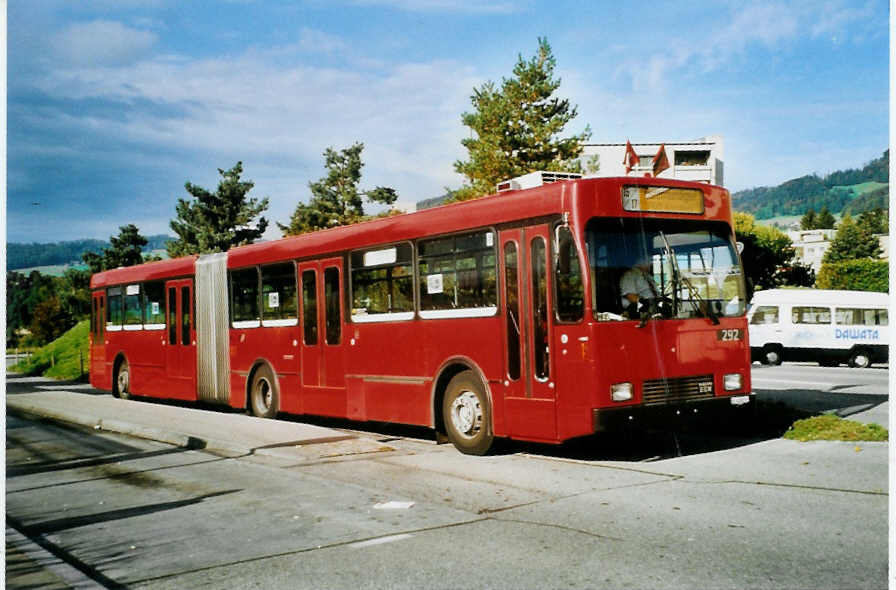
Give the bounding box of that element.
[450,391,481,436]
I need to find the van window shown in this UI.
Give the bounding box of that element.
[792,306,831,325]
[836,308,888,326]
[750,305,779,325]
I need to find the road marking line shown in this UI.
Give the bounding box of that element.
[349,533,414,549]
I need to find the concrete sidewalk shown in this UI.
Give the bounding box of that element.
[5,375,354,455]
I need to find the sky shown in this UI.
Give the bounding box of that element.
[6,0,890,243]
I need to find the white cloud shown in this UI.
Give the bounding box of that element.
[28,37,482,226]
[50,20,158,66]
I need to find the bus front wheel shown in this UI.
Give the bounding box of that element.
[442,371,493,456]
[249,365,280,418]
[442,371,495,455]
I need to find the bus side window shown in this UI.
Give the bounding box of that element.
[750,305,779,325]
[350,243,414,319]
[124,284,143,328]
[261,262,298,325]
[107,287,123,330]
[554,226,584,322]
[231,267,261,328]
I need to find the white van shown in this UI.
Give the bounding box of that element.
[747,289,889,368]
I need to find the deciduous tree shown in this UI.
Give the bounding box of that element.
[453,37,591,200]
[280,143,399,236]
[734,212,797,296]
[168,162,269,256]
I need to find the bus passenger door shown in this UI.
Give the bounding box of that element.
[500,226,557,441]
[165,279,196,399]
[321,259,346,389]
[91,291,106,386]
[299,264,321,389]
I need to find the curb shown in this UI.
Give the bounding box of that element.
[8,405,210,451]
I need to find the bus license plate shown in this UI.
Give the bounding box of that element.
[717,328,742,341]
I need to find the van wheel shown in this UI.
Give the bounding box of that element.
[848,349,872,369]
[762,345,783,366]
[442,371,493,455]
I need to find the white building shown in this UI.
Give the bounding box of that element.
[787,228,888,273]
[581,135,724,186]
[787,229,836,273]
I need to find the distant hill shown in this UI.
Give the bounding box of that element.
[7,234,173,271]
[732,150,889,219]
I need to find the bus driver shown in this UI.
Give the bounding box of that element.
[620,252,658,316]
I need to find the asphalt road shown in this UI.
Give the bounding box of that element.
[5,365,890,589]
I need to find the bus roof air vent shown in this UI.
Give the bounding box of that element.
[496,171,582,193]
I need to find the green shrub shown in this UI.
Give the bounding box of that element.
[784,414,888,442]
[816,259,888,292]
[12,320,90,380]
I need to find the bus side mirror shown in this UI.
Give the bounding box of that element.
[736,242,744,254]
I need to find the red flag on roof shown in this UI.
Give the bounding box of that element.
[653,144,670,177]
[623,140,639,174]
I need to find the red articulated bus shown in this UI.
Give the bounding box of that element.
[89,173,753,454]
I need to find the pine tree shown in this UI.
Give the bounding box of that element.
[799,208,817,230]
[857,208,888,234]
[815,206,836,229]
[167,162,269,256]
[280,143,398,236]
[82,224,152,273]
[453,38,591,200]
[822,213,881,264]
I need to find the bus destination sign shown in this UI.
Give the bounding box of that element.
[622,186,705,214]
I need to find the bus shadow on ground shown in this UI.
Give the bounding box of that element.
[282,400,816,462]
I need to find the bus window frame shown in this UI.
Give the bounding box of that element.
[106,286,123,332]
[349,240,416,324]
[552,222,586,325]
[230,266,262,329]
[142,280,167,331]
[260,261,299,328]
[416,226,499,320]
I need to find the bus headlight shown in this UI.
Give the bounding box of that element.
[611,382,633,402]
[723,373,743,391]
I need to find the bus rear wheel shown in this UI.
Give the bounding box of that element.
[250,365,280,418]
[114,359,132,400]
[442,371,493,456]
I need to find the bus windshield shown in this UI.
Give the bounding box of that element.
[585,218,746,322]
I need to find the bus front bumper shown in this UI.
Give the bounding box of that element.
[592,394,755,432]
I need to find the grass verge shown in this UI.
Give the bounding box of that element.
[784,414,888,442]
[11,320,90,381]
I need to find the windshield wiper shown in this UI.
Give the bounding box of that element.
[659,231,720,325]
